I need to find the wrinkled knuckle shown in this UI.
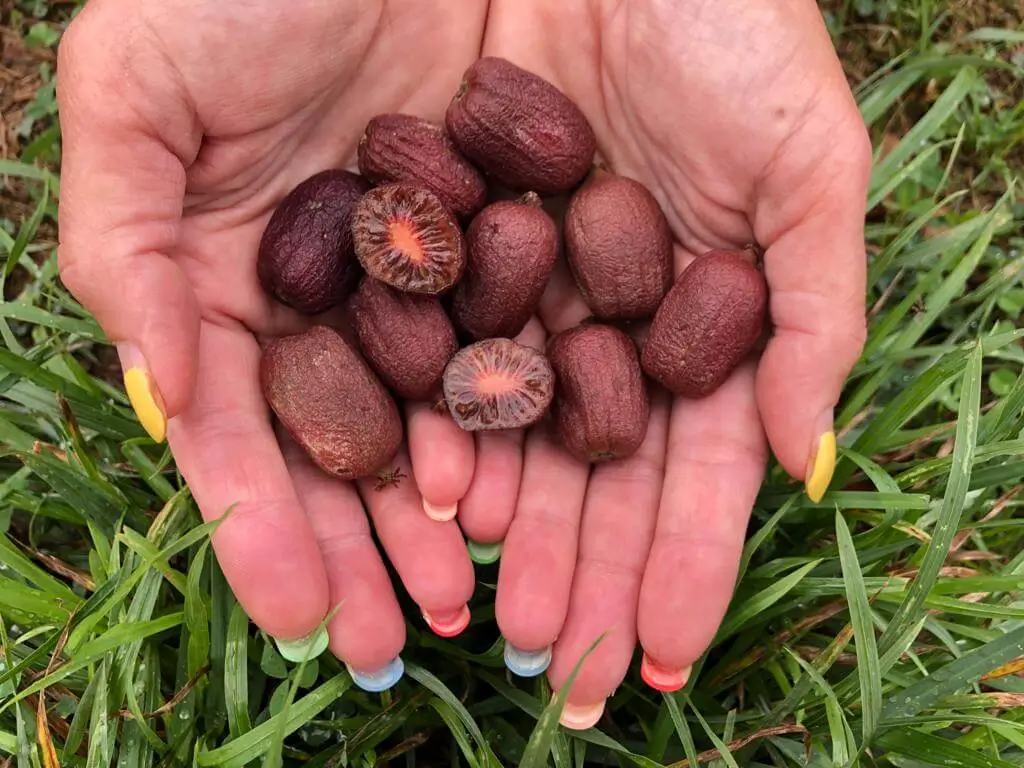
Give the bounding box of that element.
[833,310,867,370]
[57,246,88,299]
[58,0,113,70]
[578,552,645,584]
[597,451,665,487]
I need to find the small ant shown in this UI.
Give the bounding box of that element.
[375,466,407,491]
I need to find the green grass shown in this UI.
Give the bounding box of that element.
[2,0,1024,766]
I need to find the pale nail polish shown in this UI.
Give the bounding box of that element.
[347,657,405,693]
[640,653,691,692]
[423,498,458,522]
[467,539,503,564]
[275,626,330,663]
[117,342,167,443]
[422,604,471,638]
[559,699,605,730]
[504,642,552,678]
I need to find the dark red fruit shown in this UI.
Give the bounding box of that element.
[442,338,555,431]
[451,192,558,341]
[260,325,402,479]
[641,249,768,398]
[548,322,649,462]
[357,114,488,220]
[445,57,597,196]
[564,168,673,319]
[347,276,458,401]
[257,170,369,314]
[352,183,466,294]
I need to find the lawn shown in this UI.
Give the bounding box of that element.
[1,0,1023,766]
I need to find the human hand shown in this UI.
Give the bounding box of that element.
[55,0,491,687]
[468,0,872,727]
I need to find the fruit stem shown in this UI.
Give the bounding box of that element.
[518,191,544,209]
[588,161,611,180]
[741,242,765,267]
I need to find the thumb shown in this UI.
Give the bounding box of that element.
[753,121,872,502]
[56,6,202,442]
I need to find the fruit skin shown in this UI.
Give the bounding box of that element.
[347,276,459,401]
[445,57,597,196]
[352,183,467,294]
[357,114,488,220]
[451,192,558,341]
[257,169,370,314]
[564,169,673,319]
[260,325,402,480]
[548,322,650,462]
[641,249,768,398]
[442,338,555,431]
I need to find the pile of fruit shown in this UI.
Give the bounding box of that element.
[258,57,768,481]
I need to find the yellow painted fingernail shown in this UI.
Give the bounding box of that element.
[119,344,167,443]
[805,431,836,503]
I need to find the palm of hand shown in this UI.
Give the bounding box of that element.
[58,0,870,701]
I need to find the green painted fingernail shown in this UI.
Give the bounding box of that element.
[275,626,329,663]
[467,539,503,564]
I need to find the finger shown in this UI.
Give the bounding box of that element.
[637,362,768,690]
[495,419,590,669]
[278,431,406,683]
[56,6,202,441]
[407,401,475,522]
[547,390,670,730]
[753,115,872,502]
[457,317,546,551]
[537,256,593,334]
[357,451,476,638]
[168,322,330,644]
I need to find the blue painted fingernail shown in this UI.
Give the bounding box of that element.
[347,657,405,693]
[467,539,503,564]
[504,642,552,678]
[275,626,329,663]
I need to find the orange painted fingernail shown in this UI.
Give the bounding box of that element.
[422,604,470,638]
[559,700,605,730]
[641,653,691,692]
[118,343,166,443]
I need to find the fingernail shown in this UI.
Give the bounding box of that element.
[275,626,329,663]
[641,653,691,692]
[805,424,837,504]
[467,539,503,564]
[558,699,606,730]
[346,656,405,693]
[423,498,458,522]
[118,343,167,443]
[504,642,552,677]
[422,604,470,638]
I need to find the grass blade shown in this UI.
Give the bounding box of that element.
[878,343,982,655]
[835,511,882,744]
[880,624,1024,721]
[875,727,1018,767]
[196,674,351,768]
[518,633,607,768]
[714,560,820,642]
[406,663,501,767]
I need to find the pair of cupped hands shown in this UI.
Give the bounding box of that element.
[56,0,872,729]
